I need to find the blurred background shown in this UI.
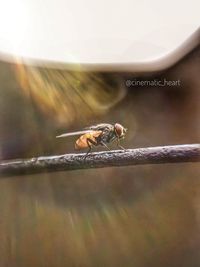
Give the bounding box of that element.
[0,44,199,266]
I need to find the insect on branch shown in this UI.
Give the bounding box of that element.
[0,144,200,177]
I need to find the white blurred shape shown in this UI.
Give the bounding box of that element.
[0,0,199,66]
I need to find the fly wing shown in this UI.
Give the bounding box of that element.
[56,123,113,138]
[85,123,114,131]
[56,130,94,138]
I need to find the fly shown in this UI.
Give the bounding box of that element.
[56,123,127,155]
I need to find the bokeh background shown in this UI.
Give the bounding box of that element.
[0,47,199,267]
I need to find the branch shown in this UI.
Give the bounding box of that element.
[0,144,200,177]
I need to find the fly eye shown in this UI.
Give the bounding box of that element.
[114,123,124,137]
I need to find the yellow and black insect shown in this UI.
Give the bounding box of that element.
[56,123,127,155]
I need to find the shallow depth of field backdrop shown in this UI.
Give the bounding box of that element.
[0,47,199,267]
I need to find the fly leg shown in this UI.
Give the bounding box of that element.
[84,145,91,159]
[100,141,110,151]
[84,138,97,160]
[117,138,125,150]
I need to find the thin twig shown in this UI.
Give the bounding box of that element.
[0,144,199,177]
